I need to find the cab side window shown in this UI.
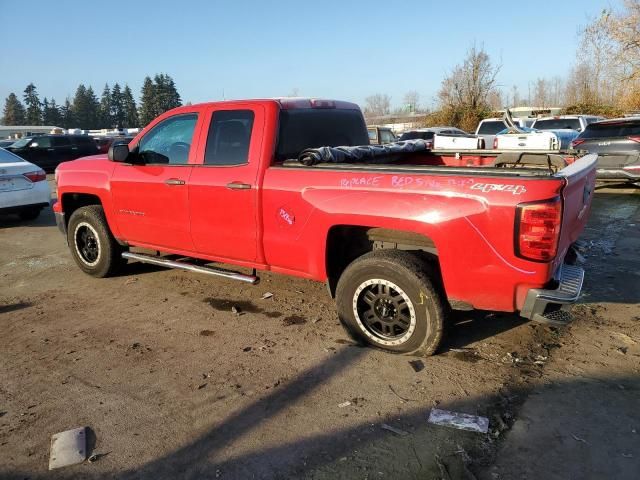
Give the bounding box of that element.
[34,137,52,148]
[138,114,198,165]
[204,110,254,166]
[53,137,71,147]
[380,130,395,143]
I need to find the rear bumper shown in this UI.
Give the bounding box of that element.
[596,167,640,181]
[520,264,584,320]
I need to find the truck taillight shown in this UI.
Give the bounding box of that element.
[570,138,585,149]
[310,99,336,109]
[492,137,498,149]
[23,170,46,182]
[515,197,562,262]
[628,135,640,143]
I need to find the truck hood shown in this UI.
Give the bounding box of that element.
[56,154,109,170]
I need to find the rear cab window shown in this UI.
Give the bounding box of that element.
[477,121,507,135]
[580,121,640,139]
[276,108,369,160]
[533,118,582,131]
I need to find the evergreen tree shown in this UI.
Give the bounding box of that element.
[71,85,89,128]
[61,98,74,128]
[111,83,124,128]
[122,85,139,127]
[86,86,100,129]
[2,93,26,125]
[99,84,112,129]
[23,83,42,125]
[47,98,63,126]
[42,97,51,123]
[154,73,182,113]
[138,76,156,126]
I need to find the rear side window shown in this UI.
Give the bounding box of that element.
[580,121,640,139]
[204,110,254,166]
[477,121,506,135]
[73,136,95,146]
[533,119,582,131]
[0,148,25,164]
[276,109,369,160]
[53,137,71,147]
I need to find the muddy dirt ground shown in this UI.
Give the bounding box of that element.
[1,179,638,479]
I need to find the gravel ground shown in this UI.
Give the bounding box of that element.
[0,179,638,479]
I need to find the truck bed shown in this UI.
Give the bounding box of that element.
[280,149,585,177]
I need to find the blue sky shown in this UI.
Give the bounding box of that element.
[0,0,617,109]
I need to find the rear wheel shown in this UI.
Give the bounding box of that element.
[18,207,41,221]
[336,250,446,356]
[67,205,125,277]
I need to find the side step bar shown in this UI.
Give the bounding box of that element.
[122,252,259,285]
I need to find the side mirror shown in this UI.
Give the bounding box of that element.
[109,143,131,162]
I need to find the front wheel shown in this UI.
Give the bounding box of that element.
[67,205,125,277]
[335,250,446,356]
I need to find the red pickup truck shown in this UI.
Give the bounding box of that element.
[53,98,596,356]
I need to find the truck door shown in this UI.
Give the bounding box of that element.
[188,105,264,262]
[110,112,201,252]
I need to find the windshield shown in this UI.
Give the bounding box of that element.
[399,131,434,141]
[477,121,507,135]
[0,147,26,164]
[580,121,640,139]
[534,118,582,131]
[10,137,32,148]
[276,109,369,160]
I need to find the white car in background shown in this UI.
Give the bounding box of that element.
[0,148,51,220]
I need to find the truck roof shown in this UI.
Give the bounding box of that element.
[167,98,361,113]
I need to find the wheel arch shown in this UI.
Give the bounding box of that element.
[325,224,442,298]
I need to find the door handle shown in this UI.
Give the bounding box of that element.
[165,178,185,186]
[226,182,251,190]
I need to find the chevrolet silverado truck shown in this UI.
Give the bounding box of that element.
[53,98,596,356]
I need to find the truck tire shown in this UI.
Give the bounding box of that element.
[336,250,446,356]
[67,205,125,278]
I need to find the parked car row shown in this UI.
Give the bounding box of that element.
[1,134,134,172]
[392,113,639,184]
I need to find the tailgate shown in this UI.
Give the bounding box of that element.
[556,153,597,262]
[496,132,559,150]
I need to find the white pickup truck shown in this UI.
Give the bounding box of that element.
[494,129,579,150]
[493,111,581,151]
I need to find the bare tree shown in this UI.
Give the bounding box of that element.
[511,85,520,107]
[532,78,549,107]
[434,44,501,130]
[364,94,391,117]
[402,91,420,112]
[579,1,640,107]
[438,44,501,112]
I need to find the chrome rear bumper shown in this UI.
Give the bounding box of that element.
[520,264,584,321]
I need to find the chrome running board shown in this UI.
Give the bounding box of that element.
[122,252,259,284]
